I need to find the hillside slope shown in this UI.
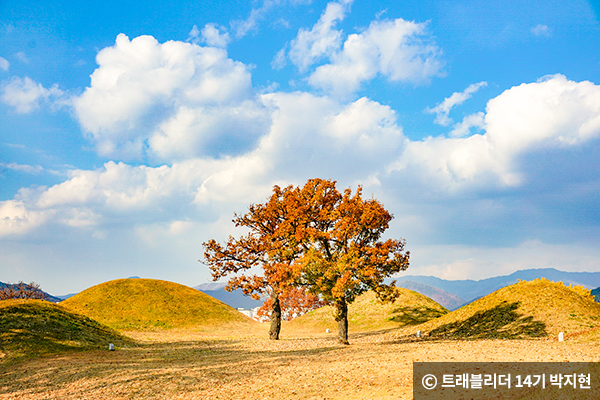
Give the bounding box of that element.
[410,279,600,339]
[0,299,133,362]
[287,288,448,334]
[61,279,255,330]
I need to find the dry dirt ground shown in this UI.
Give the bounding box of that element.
[1,327,599,400]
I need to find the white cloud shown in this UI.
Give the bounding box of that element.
[1,76,64,113]
[9,91,404,239]
[4,68,600,290]
[231,0,313,39]
[308,18,444,97]
[0,56,9,71]
[0,162,44,174]
[426,81,487,126]
[0,200,50,237]
[15,52,28,64]
[390,75,600,189]
[286,0,353,72]
[200,24,230,48]
[73,34,269,161]
[449,112,485,138]
[11,75,600,241]
[531,24,551,37]
[271,48,287,70]
[187,25,201,42]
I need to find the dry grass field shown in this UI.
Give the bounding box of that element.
[2,279,600,399]
[2,326,600,400]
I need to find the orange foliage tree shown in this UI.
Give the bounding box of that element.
[202,183,313,340]
[298,182,410,344]
[203,178,409,344]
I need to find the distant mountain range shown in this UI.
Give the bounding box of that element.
[198,268,600,311]
[5,268,599,310]
[194,282,264,309]
[393,268,600,307]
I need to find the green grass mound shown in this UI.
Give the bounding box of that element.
[61,279,254,330]
[287,288,448,334]
[0,299,133,362]
[419,278,600,340]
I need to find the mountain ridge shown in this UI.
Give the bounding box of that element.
[393,268,600,304]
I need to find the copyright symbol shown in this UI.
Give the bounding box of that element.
[422,374,437,390]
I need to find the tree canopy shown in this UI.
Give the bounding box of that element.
[202,178,409,343]
[203,184,307,339]
[298,182,410,343]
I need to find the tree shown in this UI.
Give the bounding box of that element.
[202,184,309,340]
[298,182,410,344]
[0,281,47,300]
[256,286,326,321]
[202,178,409,344]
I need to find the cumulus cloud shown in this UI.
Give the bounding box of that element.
[200,24,230,48]
[9,75,600,242]
[73,34,270,161]
[426,81,487,126]
[391,75,600,189]
[1,76,64,113]
[286,0,353,72]
[6,92,404,238]
[308,18,444,97]
[0,56,9,71]
[4,68,600,290]
[0,200,50,237]
[449,112,485,138]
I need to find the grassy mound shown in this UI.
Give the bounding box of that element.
[418,278,600,339]
[0,299,133,362]
[287,288,448,334]
[61,279,254,330]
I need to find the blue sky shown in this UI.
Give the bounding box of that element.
[1,0,600,295]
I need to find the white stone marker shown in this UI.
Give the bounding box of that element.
[558,332,564,342]
[109,343,115,351]
[416,330,421,338]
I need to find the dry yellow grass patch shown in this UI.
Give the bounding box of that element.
[3,279,600,399]
[2,327,600,400]
[402,278,600,340]
[61,279,255,330]
[287,288,447,335]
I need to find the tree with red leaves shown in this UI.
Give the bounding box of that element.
[203,183,311,339]
[203,178,409,344]
[298,181,410,344]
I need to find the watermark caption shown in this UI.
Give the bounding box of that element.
[414,362,599,399]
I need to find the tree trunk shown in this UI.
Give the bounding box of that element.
[269,292,282,340]
[334,298,349,345]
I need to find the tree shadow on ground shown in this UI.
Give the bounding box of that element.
[387,306,447,326]
[427,301,547,339]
